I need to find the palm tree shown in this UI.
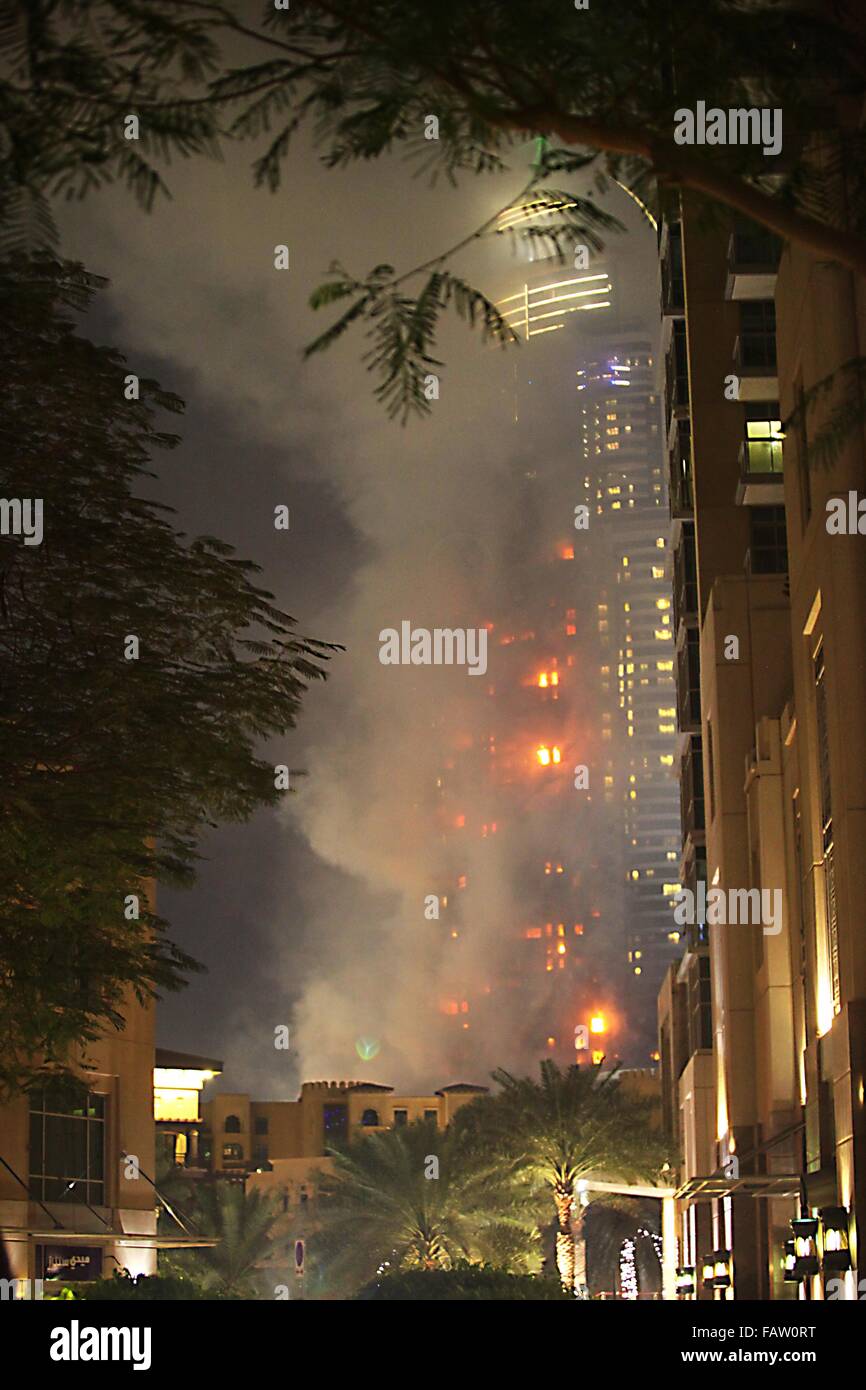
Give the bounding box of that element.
[165,1181,279,1299]
[454,1061,669,1293]
[311,1118,523,1294]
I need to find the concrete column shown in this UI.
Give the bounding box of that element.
[662,1194,679,1299]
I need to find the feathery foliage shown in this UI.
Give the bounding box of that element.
[161,1181,279,1298]
[3,3,866,426]
[310,1118,534,1293]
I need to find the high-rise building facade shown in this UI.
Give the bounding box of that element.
[658,117,866,1298]
[432,223,681,1072]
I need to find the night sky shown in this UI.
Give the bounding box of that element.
[58,126,662,1099]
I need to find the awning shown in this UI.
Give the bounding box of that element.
[1,1228,218,1248]
[675,1173,801,1200]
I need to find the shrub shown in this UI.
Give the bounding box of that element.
[356,1262,571,1301]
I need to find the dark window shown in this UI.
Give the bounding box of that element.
[360,1108,379,1127]
[665,319,690,429]
[424,1109,438,1125]
[738,300,776,370]
[814,643,840,1012]
[29,1086,105,1204]
[393,1109,408,1127]
[680,734,705,836]
[706,719,716,824]
[253,1144,269,1165]
[688,955,713,1054]
[254,1117,268,1136]
[222,1143,243,1160]
[323,1104,348,1145]
[792,790,808,983]
[224,1114,242,1134]
[662,222,684,314]
[729,223,781,270]
[793,373,812,526]
[748,504,787,574]
[677,625,701,731]
[674,522,697,633]
[670,416,693,515]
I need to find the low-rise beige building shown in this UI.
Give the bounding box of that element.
[2,992,168,1295]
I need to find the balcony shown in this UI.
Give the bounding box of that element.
[677,626,702,736]
[673,521,698,634]
[665,319,690,436]
[661,223,685,317]
[736,425,785,505]
[680,733,705,836]
[725,227,781,301]
[669,417,693,518]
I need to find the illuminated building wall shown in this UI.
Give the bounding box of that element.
[576,338,682,1034]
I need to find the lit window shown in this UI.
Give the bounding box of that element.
[656,538,665,548]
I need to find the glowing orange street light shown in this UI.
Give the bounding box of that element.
[589,1013,607,1035]
[536,746,551,765]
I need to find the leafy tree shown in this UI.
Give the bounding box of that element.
[0,0,224,253]
[453,1061,669,1293]
[0,256,338,1094]
[4,1,865,268]
[4,3,866,425]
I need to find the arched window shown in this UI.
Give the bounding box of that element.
[361,1108,379,1127]
[224,1114,241,1134]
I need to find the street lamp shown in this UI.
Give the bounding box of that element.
[790,1217,820,1278]
[712,1250,732,1290]
[675,1265,695,1297]
[819,1207,851,1273]
[782,1239,799,1282]
[701,1255,716,1290]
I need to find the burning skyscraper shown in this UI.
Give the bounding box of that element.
[429,225,681,1071]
